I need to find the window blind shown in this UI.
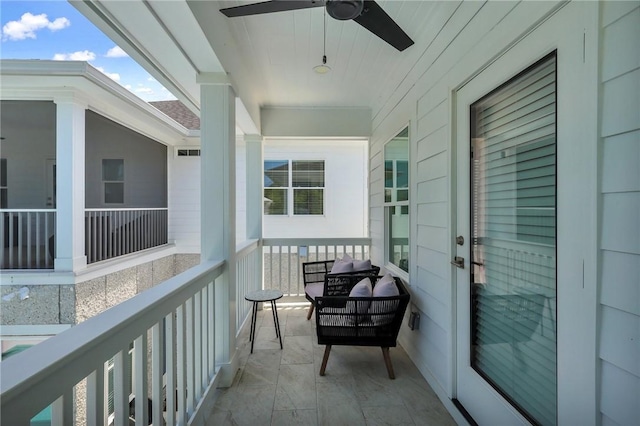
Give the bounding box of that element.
[470,53,557,426]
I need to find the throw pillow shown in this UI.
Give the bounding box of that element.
[341,253,353,263]
[372,274,399,297]
[370,274,400,326]
[330,260,354,274]
[352,258,372,271]
[348,277,372,315]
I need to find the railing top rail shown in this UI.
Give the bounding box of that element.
[262,237,371,246]
[0,259,224,420]
[84,207,168,212]
[236,238,259,258]
[0,209,56,213]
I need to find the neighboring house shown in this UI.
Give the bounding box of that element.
[2,1,639,425]
[0,60,203,348]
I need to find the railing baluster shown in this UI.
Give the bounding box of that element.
[201,286,208,389]
[186,297,195,415]
[26,212,32,267]
[36,212,41,268]
[50,389,73,426]
[194,291,202,401]
[8,212,14,266]
[176,305,186,425]
[86,366,106,426]
[134,335,149,426]
[208,280,215,380]
[113,347,131,426]
[45,212,51,268]
[165,312,176,426]
[151,322,164,426]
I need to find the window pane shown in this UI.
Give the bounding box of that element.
[384,126,410,270]
[387,205,409,272]
[294,189,323,215]
[470,53,557,426]
[105,182,124,204]
[1,189,7,209]
[264,188,287,215]
[102,159,124,181]
[264,160,289,187]
[292,161,324,187]
[385,160,393,188]
[0,158,6,187]
[396,160,408,188]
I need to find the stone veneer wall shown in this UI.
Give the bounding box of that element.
[75,253,200,323]
[0,253,201,326]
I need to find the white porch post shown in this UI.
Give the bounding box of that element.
[54,95,87,271]
[245,135,263,241]
[198,74,237,387]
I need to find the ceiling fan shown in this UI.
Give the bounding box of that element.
[219,0,414,52]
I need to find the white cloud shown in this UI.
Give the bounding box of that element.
[135,87,154,95]
[95,67,121,82]
[147,76,157,82]
[2,13,70,41]
[125,84,132,90]
[105,46,128,58]
[52,50,96,61]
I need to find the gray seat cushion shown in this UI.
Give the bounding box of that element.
[305,282,324,300]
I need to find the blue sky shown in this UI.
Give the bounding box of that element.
[1,0,175,102]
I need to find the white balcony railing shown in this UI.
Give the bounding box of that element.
[235,239,262,331]
[1,259,226,426]
[0,209,56,269]
[85,208,168,264]
[262,238,371,296]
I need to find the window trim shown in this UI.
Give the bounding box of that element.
[264,159,325,217]
[383,126,410,276]
[102,159,124,205]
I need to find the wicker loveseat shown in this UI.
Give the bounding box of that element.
[302,259,380,320]
[314,274,410,379]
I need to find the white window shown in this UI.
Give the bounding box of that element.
[384,127,409,272]
[102,159,124,204]
[264,160,325,216]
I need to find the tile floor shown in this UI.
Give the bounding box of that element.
[205,302,457,426]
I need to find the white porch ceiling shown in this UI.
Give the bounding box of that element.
[72,0,465,134]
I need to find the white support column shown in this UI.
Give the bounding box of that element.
[198,73,237,387]
[54,95,87,271]
[244,135,263,240]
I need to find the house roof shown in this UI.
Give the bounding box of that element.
[150,100,200,130]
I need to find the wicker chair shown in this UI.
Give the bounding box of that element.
[315,275,410,379]
[302,260,380,320]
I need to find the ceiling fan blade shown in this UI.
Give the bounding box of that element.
[220,0,325,18]
[353,1,413,51]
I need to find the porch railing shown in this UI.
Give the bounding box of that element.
[262,238,371,296]
[1,259,226,426]
[235,239,262,331]
[85,208,168,264]
[0,209,56,269]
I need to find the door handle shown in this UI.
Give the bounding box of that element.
[450,256,465,269]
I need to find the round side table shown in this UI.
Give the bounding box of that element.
[245,289,283,354]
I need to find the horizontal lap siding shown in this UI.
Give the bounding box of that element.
[168,155,201,253]
[368,0,566,398]
[599,3,640,425]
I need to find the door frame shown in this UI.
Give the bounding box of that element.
[449,2,599,424]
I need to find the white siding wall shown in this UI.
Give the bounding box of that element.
[367,0,607,419]
[236,138,247,243]
[168,150,201,253]
[263,139,368,238]
[598,3,640,425]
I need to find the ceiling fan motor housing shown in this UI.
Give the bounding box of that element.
[326,0,365,20]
